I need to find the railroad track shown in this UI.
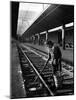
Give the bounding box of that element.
[17,44,74,97]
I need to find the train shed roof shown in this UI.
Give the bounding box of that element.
[22,4,74,38]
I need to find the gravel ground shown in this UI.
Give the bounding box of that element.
[11,42,26,99]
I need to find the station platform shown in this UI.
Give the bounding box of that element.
[11,42,26,98]
[23,43,74,66]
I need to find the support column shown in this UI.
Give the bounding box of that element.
[37,34,40,45]
[46,31,48,42]
[32,36,34,43]
[32,35,35,44]
[34,35,36,44]
[62,25,65,50]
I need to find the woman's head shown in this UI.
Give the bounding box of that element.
[47,40,54,48]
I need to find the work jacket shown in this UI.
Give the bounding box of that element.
[48,45,62,66]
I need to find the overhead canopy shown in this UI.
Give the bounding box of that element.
[22,4,74,38]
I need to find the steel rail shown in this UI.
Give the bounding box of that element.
[19,46,54,96]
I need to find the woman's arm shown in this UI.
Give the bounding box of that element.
[44,53,51,67]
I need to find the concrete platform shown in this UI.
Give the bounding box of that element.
[11,42,26,98]
[23,43,74,66]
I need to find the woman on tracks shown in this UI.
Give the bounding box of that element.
[45,40,62,89]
